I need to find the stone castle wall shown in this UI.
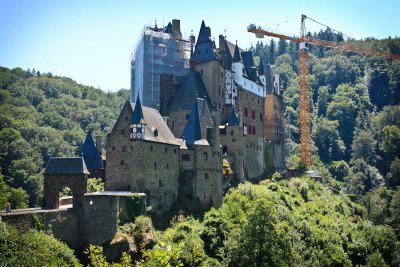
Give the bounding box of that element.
[106,104,180,215]
[195,61,226,115]
[238,88,265,179]
[169,109,190,139]
[220,125,245,182]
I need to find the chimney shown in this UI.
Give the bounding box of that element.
[95,136,102,156]
[172,19,182,40]
[206,27,211,38]
[190,34,196,44]
[219,35,225,52]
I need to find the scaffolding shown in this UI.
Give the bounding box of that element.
[131,25,191,110]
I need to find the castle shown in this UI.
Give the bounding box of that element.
[105,19,286,216]
[1,19,286,244]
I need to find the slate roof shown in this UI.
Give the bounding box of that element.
[227,108,240,126]
[233,42,241,63]
[182,98,213,145]
[193,21,217,63]
[79,131,103,169]
[241,51,258,82]
[44,157,90,175]
[164,22,172,34]
[128,101,181,146]
[132,95,144,124]
[168,71,212,112]
[224,39,233,70]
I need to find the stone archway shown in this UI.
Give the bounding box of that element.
[43,157,89,209]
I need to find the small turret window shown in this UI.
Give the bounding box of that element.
[205,173,209,180]
[203,152,208,160]
[182,154,190,161]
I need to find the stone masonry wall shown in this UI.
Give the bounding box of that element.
[106,104,180,215]
[83,195,119,246]
[169,109,190,139]
[220,125,245,182]
[238,88,265,179]
[195,61,226,116]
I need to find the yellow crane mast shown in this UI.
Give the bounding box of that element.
[248,14,400,167]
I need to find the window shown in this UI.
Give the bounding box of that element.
[219,85,221,96]
[186,114,189,119]
[200,69,203,75]
[244,107,248,117]
[205,173,209,180]
[121,130,125,136]
[182,154,190,161]
[230,130,234,136]
[166,164,169,170]
[174,149,177,154]
[258,98,260,104]
[221,71,223,78]
[260,113,263,122]
[121,160,124,165]
[251,110,255,119]
[112,146,115,151]
[131,146,133,150]
[254,126,256,135]
[203,152,208,160]
[125,116,128,122]
[150,146,153,151]
[122,146,126,152]
[159,180,163,187]
[154,163,157,170]
[165,147,168,153]
[243,125,248,135]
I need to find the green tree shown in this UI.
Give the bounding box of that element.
[313,116,345,163]
[351,130,377,165]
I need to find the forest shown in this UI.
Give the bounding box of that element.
[1,29,400,266]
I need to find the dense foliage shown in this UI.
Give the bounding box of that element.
[251,32,400,194]
[0,67,128,207]
[0,221,81,266]
[88,178,400,266]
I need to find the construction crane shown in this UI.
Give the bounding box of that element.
[248,14,400,167]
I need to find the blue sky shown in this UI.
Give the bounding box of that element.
[1,0,399,92]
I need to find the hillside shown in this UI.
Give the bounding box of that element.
[0,67,129,207]
[86,177,400,266]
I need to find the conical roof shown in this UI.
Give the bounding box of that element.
[233,41,241,63]
[79,131,103,169]
[132,94,144,124]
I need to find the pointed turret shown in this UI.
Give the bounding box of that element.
[197,21,209,44]
[227,108,240,126]
[233,41,241,63]
[182,99,202,146]
[131,95,146,140]
[193,21,216,64]
[79,131,103,169]
[132,94,144,124]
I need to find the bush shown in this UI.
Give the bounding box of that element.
[0,222,81,266]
